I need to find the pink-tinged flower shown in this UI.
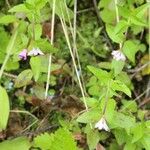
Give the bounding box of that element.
[19,49,27,60]
[28,47,44,56]
[111,50,126,61]
[95,116,110,132]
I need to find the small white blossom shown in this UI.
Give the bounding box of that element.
[28,47,44,56]
[111,50,126,61]
[95,116,110,132]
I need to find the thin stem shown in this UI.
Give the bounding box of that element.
[93,0,113,50]
[5,0,11,8]
[120,87,150,112]
[10,110,38,121]
[0,29,18,80]
[114,0,122,49]
[60,17,88,111]
[45,0,56,99]
[64,0,87,95]
[102,81,110,115]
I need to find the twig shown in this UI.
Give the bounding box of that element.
[127,62,150,73]
[3,72,17,79]
[92,0,114,50]
[77,7,94,14]
[120,87,150,112]
[138,97,150,108]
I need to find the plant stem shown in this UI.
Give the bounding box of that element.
[45,0,56,99]
[0,28,18,80]
[102,82,110,115]
[114,0,122,49]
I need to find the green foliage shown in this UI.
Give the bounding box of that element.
[0,86,9,131]
[14,69,33,88]
[0,137,31,150]
[0,0,149,149]
[34,128,78,150]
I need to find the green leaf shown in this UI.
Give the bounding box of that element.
[51,128,77,150]
[141,135,150,150]
[0,86,9,131]
[113,129,131,145]
[81,97,99,108]
[106,20,128,43]
[129,15,147,27]
[122,40,139,63]
[52,0,73,22]
[110,112,135,132]
[34,133,54,150]
[33,85,45,100]
[28,24,42,40]
[111,60,125,76]
[34,128,77,150]
[0,137,31,150]
[100,98,116,123]
[0,15,16,25]
[87,66,111,85]
[77,109,100,123]
[111,80,131,97]
[85,126,100,150]
[116,72,133,90]
[5,60,19,71]
[14,69,33,88]
[131,123,144,143]
[9,4,30,13]
[30,57,41,81]
[34,39,58,53]
[124,143,136,150]
[88,85,100,96]
[121,100,137,113]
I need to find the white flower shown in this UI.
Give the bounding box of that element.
[28,47,44,56]
[95,116,110,131]
[111,50,126,61]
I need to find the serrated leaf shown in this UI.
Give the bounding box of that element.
[129,15,147,27]
[0,15,16,25]
[34,133,54,150]
[110,112,135,132]
[0,137,31,150]
[51,128,77,150]
[0,86,10,131]
[111,80,131,97]
[87,66,111,84]
[14,69,33,88]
